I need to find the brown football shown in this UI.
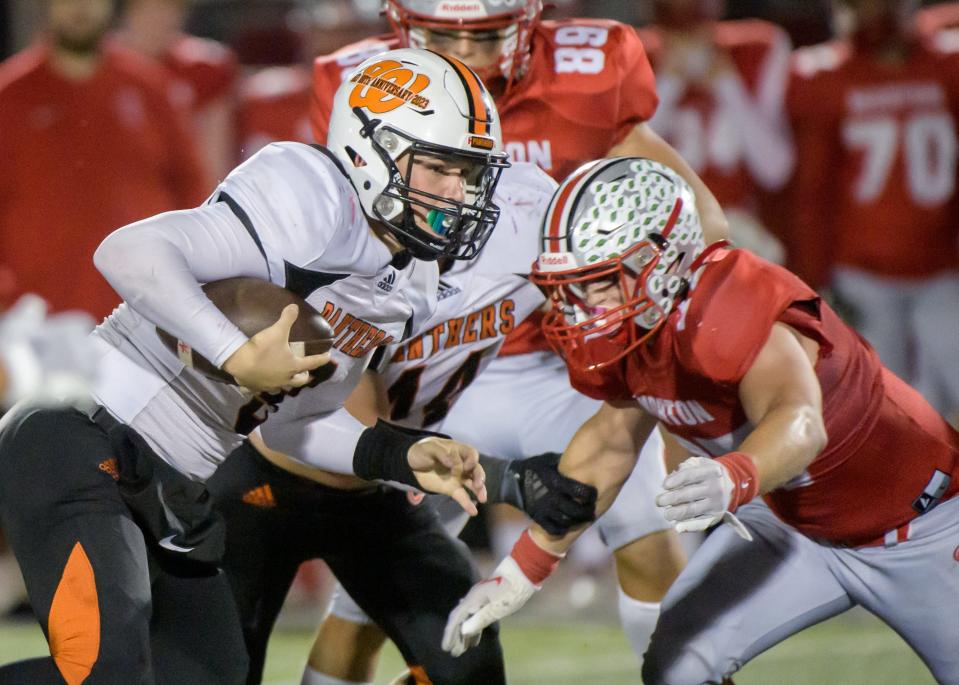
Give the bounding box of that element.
[156,277,335,384]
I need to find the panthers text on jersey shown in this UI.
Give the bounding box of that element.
[374,162,554,430]
[639,19,793,211]
[786,36,959,287]
[92,142,438,481]
[568,248,959,547]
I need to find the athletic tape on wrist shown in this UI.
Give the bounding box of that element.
[716,451,760,512]
[352,420,449,488]
[510,530,564,586]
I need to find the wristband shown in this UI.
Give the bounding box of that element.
[510,530,564,586]
[352,420,449,488]
[716,451,760,512]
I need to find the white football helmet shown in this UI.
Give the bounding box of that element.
[385,0,542,89]
[532,158,714,370]
[327,47,509,261]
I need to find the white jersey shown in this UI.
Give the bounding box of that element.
[92,142,438,480]
[375,163,554,430]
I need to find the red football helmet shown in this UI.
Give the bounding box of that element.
[384,0,542,90]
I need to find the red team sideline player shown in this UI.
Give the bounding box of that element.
[0,0,208,319]
[444,156,959,683]
[786,0,959,417]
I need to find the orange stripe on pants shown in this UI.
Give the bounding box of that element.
[49,542,100,685]
[409,665,434,684]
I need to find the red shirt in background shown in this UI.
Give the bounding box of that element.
[236,65,314,160]
[0,41,209,319]
[916,2,959,38]
[161,33,238,114]
[786,38,959,288]
[638,19,793,211]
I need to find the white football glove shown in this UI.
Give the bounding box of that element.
[442,555,538,657]
[656,457,753,541]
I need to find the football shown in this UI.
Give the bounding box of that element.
[156,277,335,384]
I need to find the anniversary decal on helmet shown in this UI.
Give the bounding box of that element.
[348,59,432,113]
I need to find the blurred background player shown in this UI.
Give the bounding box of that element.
[117,0,239,180]
[638,0,794,262]
[305,1,740,680]
[786,0,959,420]
[0,0,209,320]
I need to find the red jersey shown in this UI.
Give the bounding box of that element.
[161,34,238,112]
[916,2,959,39]
[570,248,959,547]
[0,42,209,318]
[237,65,314,161]
[638,20,793,210]
[786,39,959,286]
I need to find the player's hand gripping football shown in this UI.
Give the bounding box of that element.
[443,530,563,657]
[656,456,753,541]
[408,437,487,516]
[222,304,330,393]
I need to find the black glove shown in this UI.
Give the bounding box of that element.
[490,452,598,536]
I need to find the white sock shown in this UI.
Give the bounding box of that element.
[300,666,372,685]
[617,587,660,667]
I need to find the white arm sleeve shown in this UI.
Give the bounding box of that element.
[94,202,270,367]
[258,405,367,475]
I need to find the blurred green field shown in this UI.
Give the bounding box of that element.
[0,612,934,684]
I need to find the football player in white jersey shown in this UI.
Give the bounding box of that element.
[0,48,506,685]
[207,161,599,685]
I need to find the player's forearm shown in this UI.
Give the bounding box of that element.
[530,409,648,554]
[528,443,636,555]
[259,406,364,475]
[738,402,827,493]
[94,205,266,367]
[608,124,729,244]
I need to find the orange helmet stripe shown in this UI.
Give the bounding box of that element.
[432,52,491,135]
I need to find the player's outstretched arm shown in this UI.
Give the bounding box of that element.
[657,323,828,534]
[442,401,656,656]
[607,123,729,244]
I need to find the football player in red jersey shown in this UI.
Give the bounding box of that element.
[305,3,737,682]
[639,0,793,262]
[786,0,959,420]
[444,156,959,683]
